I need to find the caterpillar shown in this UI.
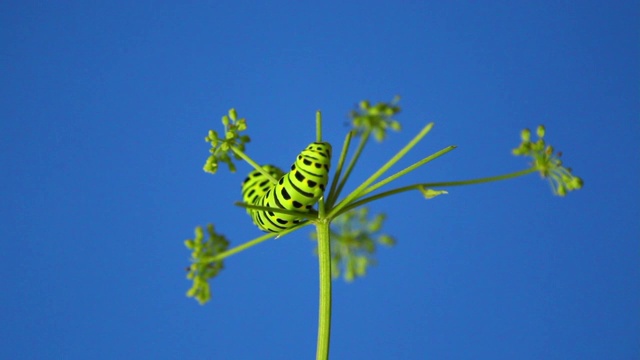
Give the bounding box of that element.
[241,142,332,233]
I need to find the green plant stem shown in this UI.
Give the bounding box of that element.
[327,129,371,208]
[230,146,278,184]
[329,122,434,218]
[203,232,277,263]
[362,145,456,197]
[336,167,537,217]
[315,220,332,360]
[326,131,353,208]
[273,221,313,239]
[318,196,326,219]
[316,111,323,142]
[203,221,314,263]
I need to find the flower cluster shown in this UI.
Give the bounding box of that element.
[203,108,251,174]
[185,224,229,304]
[350,96,402,141]
[513,126,583,196]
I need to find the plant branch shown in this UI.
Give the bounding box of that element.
[329,122,434,218]
[335,167,537,217]
[325,131,353,208]
[230,146,279,184]
[362,145,456,197]
[202,232,277,263]
[327,129,370,208]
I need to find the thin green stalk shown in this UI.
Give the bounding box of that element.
[329,122,434,218]
[315,220,332,360]
[327,130,371,208]
[230,146,279,184]
[335,167,537,217]
[204,232,277,263]
[203,220,314,263]
[273,221,313,239]
[361,145,456,197]
[318,196,326,219]
[325,131,354,208]
[316,111,323,142]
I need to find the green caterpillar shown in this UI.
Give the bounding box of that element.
[241,142,332,233]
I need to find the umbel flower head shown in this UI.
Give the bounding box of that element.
[185,224,229,304]
[350,96,402,141]
[513,125,583,196]
[203,108,251,174]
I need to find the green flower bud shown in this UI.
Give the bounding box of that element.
[379,235,396,246]
[236,119,247,131]
[228,108,237,121]
[557,185,567,197]
[571,177,584,189]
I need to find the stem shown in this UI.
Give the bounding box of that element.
[318,196,326,219]
[362,145,456,197]
[204,232,277,262]
[325,131,354,208]
[336,167,538,217]
[315,220,332,360]
[273,221,313,239]
[329,122,434,218]
[315,113,332,360]
[203,221,314,263]
[230,146,279,184]
[327,130,371,208]
[316,111,323,142]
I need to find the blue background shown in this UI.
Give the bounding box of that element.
[2,1,638,359]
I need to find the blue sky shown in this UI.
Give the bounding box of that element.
[1,1,638,359]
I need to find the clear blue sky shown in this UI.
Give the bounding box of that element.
[1,1,638,359]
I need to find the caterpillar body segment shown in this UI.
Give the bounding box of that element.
[241,142,332,233]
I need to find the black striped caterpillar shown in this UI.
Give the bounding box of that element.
[241,142,332,232]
